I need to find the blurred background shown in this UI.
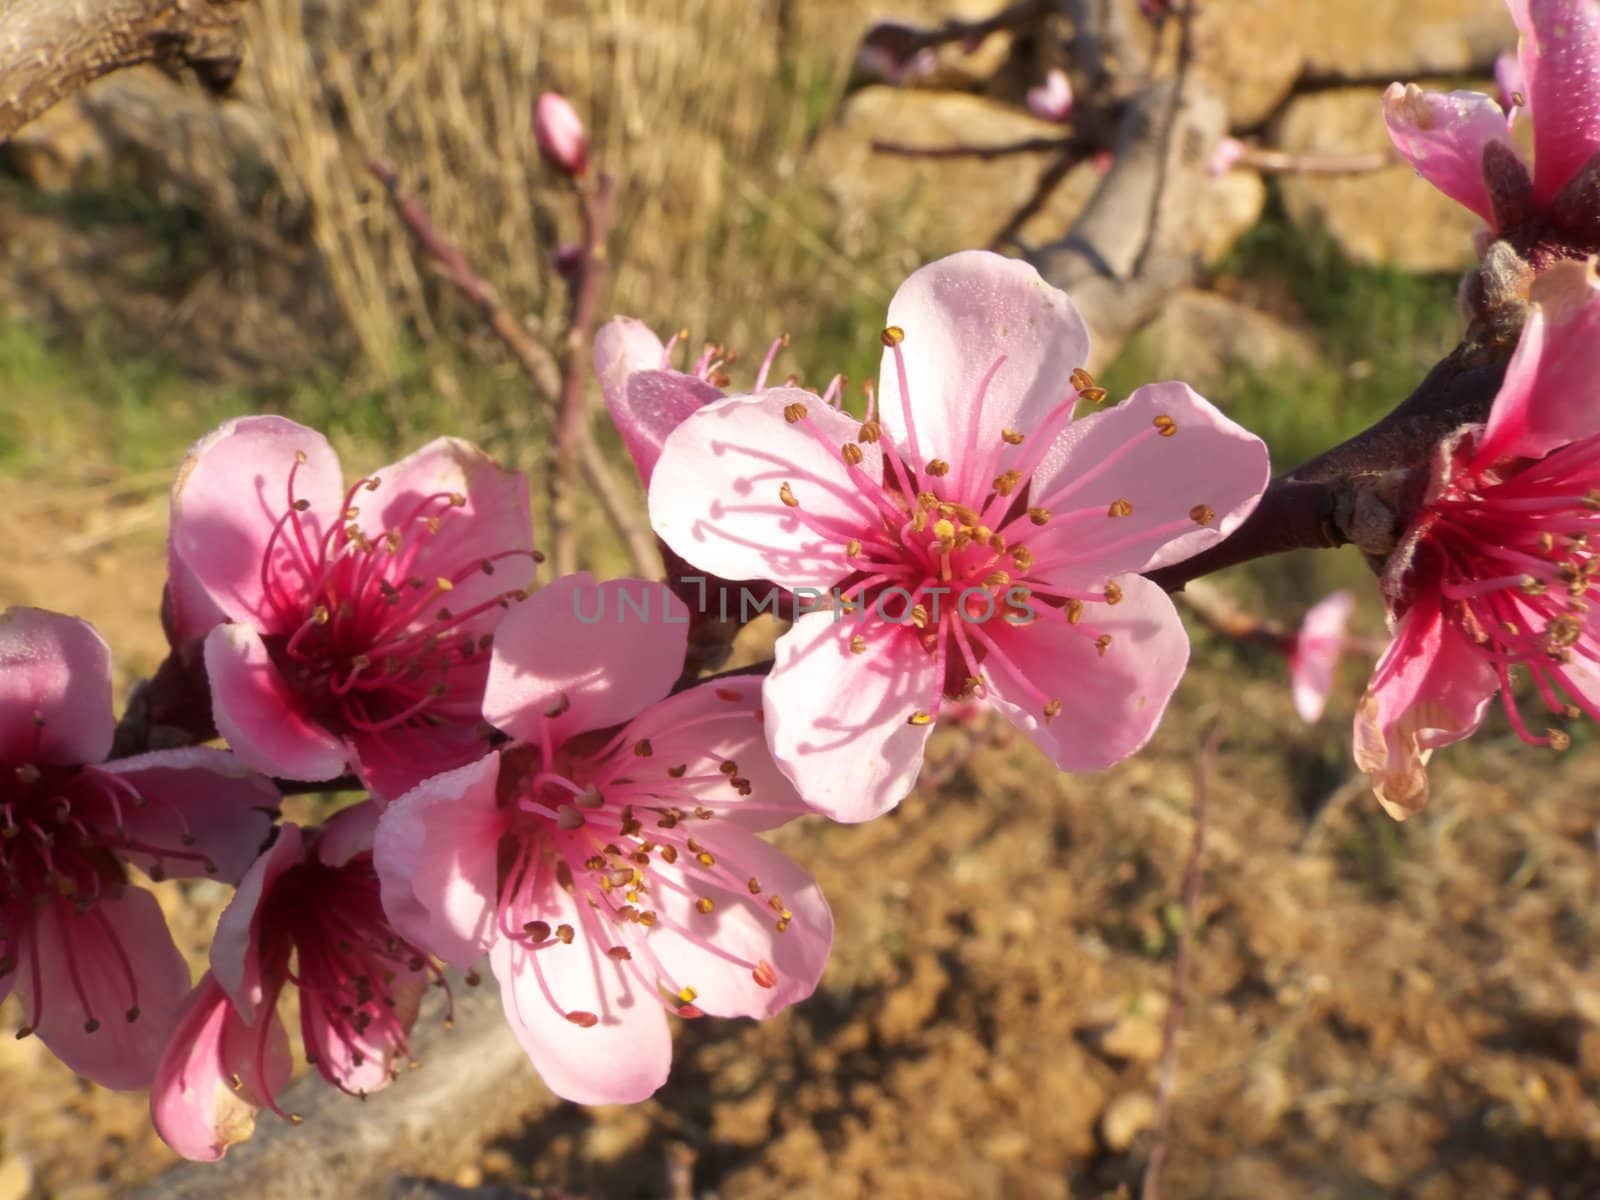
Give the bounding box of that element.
[3,1,1599,1197]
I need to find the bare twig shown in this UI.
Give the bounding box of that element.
[869,0,1053,53]
[371,161,657,576]
[871,135,1078,160]
[0,0,250,141]
[1141,720,1221,1200]
[988,147,1090,250]
[1233,146,1391,175]
[548,174,616,577]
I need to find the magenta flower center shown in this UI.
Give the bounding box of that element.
[259,454,531,741]
[490,701,787,1026]
[774,332,1211,724]
[1409,433,1600,746]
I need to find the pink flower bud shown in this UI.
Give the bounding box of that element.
[533,92,589,178]
[1207,136,1246,177]
[1026,69,1074,124]
[553,243,582,280]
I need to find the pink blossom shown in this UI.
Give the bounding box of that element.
[1496,48,1527,119]
[152,804,435,1159]
[0,607,277,1089]
[1383,0,1600,229]
[168,416,536,800]
[1356,260,1600,816]
[374,574,832,1106]
[594,319,724,487]
[1208,136,1247,177]
[648,251,1270,822]
[1288,590,1355,723]
[533,92,589,178]
[1026,69,1074,123]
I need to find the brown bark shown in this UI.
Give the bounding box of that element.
[0,0,249,142]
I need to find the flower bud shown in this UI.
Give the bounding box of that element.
[533,92,588,178]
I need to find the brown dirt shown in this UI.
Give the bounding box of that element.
[3,483,1599,1200]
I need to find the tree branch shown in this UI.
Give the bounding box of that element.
[0,0,250,142]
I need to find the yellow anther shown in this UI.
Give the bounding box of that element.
[1069,367,1095,391]
[993,470,1023,496]
[926,459,951,477]
[881,325,906,346]
[1095,634,1113,656]
[850,635,868,655]
[556,924,575,944]
[780,483,800,508]
[1189,504,1216,526]
[747,877,763,894]
[1079,387,1108,404]
[858,420,882,444]
[696,851,715,867]
[933,518,957,540]
[908,712,934,726]
[633,738,654,757]
[1549,729,1573,751]
[842,443,865,466]
[783,402,809,423]
[1028,507,1050,525]
[1104,581,1123,604]
[1064,598,1084,624]
[677,986,698,1004]
[1107,498,1134,518]
[1001,429,1025,445]
[1042,698,1063,722]
[1011,546,1034,571]
[984,571,1010,588]
[696,897,716,914]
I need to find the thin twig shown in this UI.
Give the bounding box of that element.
[370,161,655,576]
[1141,720,1221,1200]
[1234,146,1391,175]
[871,135,1078,161]
[549,174,616,577]
[877,0,1053,52]
[988,145,1090,250]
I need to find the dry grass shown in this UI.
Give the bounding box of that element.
[240,0,891,387]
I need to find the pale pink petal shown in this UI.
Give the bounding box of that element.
[373,752,506,969]
[211,825,304,1022]
[981,573,1188,770]
[302,967,425,1096]
[485,575,686,745]
[607,674,808,832]
[14,889,191,1090]
[163,548,228,650]
[354,437,535,637]
[0,607,114,765]
[1521,0,1600,202]
[345,697,494,805]
[595,317,723,486]
[96,749,279,885]
[1497,49,1527,117]
[1382,83,1514,225]
[203,624,348,782]
[1026,68,1074,123]
[151,973,292,1162]
[316,798,381,868]
[763,611,937,823]
[1289,590,1356,724]
[1028,381,1270,576]
[878,250,1091,499]
[645,825,832,1019]
[1353,601,1498,819]
[489,879,672,1105]
[648,389,878,592]
[170,416,345,624]
[1475,259,1600,464]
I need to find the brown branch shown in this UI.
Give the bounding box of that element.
[128,978,555,1200]
[1234,146,1391,175]
[0,0,250,142]
[886,0,1053,52]
[1141,719,1221,1200]
[871,135,1079,161]
[371,161,657,577]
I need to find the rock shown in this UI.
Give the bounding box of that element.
[0,1157,32,1200]
[1297,0,1513,83]
[1273,87,1483,272]
[1079,990,1167,1064]
[811,87,1100,260]
[1188,0,1308,129]
[1194,169,1269,267]
[1137,290,1322,386]
[1099,1091,1159,1153]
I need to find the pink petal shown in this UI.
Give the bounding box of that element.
[878,250,1091,500]
[204,624,349,782]
[595,317,723,486]
[485,574,686,745]
[1289,590,1356,724]
[1026,68,1074,123]
[13,889,191,1091]
[645,824,832,1019]
[1520,0,1600,202]
[1497,48,1527,118]
[211,824,304,1022]
[151,972,292,1162]
[0,607,114,766]
[163,547,228,650]
[170,416,345,625]
[981,573,1189,770]
[97,749,279,885]
[488,881,672,1105]
[345,701,494,805]
[373,752,506,968]
[1028,381,1270,576]
[609,674,809,832]
[1353,601,1497,819]
[648,389,877,591]
[763,611,937,823]
[1382,83,1515,225]
[353,437,535,639]
[302,967,426,1096]
[315,798,380,868]
[1475,259,1600,464]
